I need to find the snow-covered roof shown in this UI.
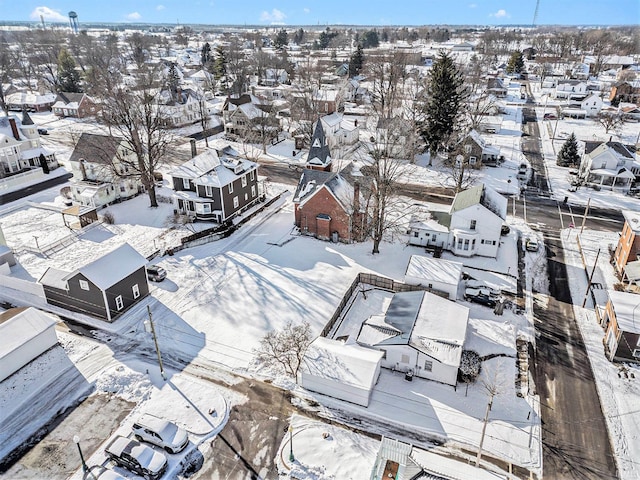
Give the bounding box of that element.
[75,243,147,291]
[0,307,57,360]
[405,255,463,286]
[622,210,640,233]
[170,148,257,188]
[450,183,507,220]
[609,290,640,333]
[300,337,383,390]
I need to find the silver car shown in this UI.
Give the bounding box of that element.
[132,414,189,454]
[105,435,167,480]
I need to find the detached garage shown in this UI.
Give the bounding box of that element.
[299,337,384,407]
[0,307,58,382]
[404,255,463,300]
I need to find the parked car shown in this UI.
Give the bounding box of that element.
[501,224,511,236]
[92,466,127,480]
[543,113,557,120]
[105,435,167,480]
[37,128,49,135]
[525,237,540,252]
[464,290,498,308]
[132,413,189,454]
[146,265,166,282]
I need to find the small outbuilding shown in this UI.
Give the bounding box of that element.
[404,255,463,300]
[298,337,384,407]
[0,307,58,382]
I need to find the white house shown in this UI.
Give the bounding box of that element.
[356,290,469,386]
[0,112,58,177]
[0,307,58,382]
[404,255,463,300]
[299,337,384,407]
[579,93,603,117]
[319,112,359,150]
[555,80,587,99]
[579,141,640,192]
[409,184,507,258]
[477,115,503,134]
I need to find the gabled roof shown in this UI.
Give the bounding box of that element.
[584,141,635,159]
[0,307,57,360]
[69,133,125,165]
[75,243,147,291]
[450,184,507,220]
[55,92,87,105]
[293,163,365,214]
[307,120,331,167]
[21,110,35,126]
[170,148,257,188]
[608,290,640,333]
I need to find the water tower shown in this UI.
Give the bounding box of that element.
[68,11,79,34]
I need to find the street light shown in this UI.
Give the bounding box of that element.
[288,425,295,463]
[73,435,88,473]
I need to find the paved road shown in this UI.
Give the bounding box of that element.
[0,172,72,205]
[521,84,619,479]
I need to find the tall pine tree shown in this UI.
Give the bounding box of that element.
[557,132,580,167]
[57,48,82,93]
[506,51,525,74]
[421,51,466,163]
[201,42,212,67]
[349,44,364,77]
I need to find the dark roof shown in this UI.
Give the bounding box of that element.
[21,110,35,125]
[56,92,86,105]
[377,290,424,346]
[293,168,334,203]
[307,120,331,167]
[69,132,124,165]
[584,141,635,158]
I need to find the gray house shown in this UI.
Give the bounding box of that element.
[170,144,260,223]
[39,243,149,322]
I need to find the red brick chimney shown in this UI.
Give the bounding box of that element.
[8,118,20,140]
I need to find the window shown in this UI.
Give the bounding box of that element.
[464,145,472,153]
[250,170,255,180]
[633,349,640,358]
[401,354,410,364]
[380,349,387,359]
[228,183,234,194]
[233,196,239,208]
[424,360,433,371]
[79,279,89,291]
[432,234,437,241]
[245,193,248,201]
[414,231,419,238]
[241,175,247,187]
[457,238,463,249]
[469,156,477,165]
[472,239,476,249]
[182,178,190,189]
[115,295,124,311]
[205,185,213,197]
[470,220,476,230]
[132,284,140,299]
[252,185,256,197]
[464,239,469,250]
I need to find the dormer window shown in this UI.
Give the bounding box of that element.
[182,178,190,189]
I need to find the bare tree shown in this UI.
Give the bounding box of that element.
[254,321,312,378]
[366,51,408,119]
[476,358,510,467]
[596,111,625,134]
[196,97,211,147]
[99,66,174,208]
[286,57,325,147]
[0,37,17,115]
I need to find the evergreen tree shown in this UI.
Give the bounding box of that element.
[361,30,380,48]
[57,48,82,93]
[167,63,180,94]
[506,50,525,74]
[557,133,580,167]
[201,42,212,67]
[349,44,364,77]
[274,29,288,51]
[293,28,305,45]
[420,51,466,163]
[213,45,227,80]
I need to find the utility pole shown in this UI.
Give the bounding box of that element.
[582,248,601,308]
[476,393,494,467]
[145,305,166,380]
[580,197,591,234]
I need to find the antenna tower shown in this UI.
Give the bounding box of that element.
[532,0,540,27]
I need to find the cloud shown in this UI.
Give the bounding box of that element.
[303,8,310,14]
[29,6,68,22]
[489,9,510,18]
[260,8,286,23]
[156,4,165,10]
[468,3,477,8]
[125,11,142,20]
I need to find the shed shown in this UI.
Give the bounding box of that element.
[299,337,384,407]
[404,255,463,300]
[62,205,99,229]
[0,307,58,382]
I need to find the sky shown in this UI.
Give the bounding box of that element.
[0,0,638,26]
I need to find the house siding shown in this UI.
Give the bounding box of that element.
[614,221,639,275]
[220,173,260,219]
[104,267,149,320]
[43,273,108,319]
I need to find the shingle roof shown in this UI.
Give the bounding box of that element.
[307,120,331,167]
[69,133,124,165]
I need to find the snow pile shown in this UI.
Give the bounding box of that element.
[94,365,153,402]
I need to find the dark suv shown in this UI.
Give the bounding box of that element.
[146,265,166,282]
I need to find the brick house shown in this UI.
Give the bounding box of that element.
[293,164,368,243]
[602,290,640,363]
[613,210,640,282]
[52,92,99,118]
[609,81,640,106]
